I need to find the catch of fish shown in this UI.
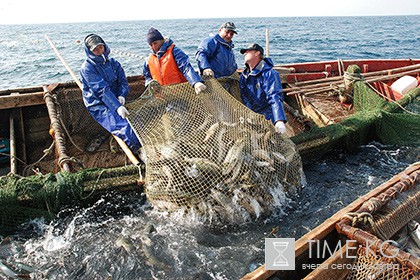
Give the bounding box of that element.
[127,78,305,224]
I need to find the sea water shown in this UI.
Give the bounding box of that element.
[0,16,419,279]
[0,16,420,90]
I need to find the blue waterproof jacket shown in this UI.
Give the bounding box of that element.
[80,41,140,152]
[239,57,287,124]
[195,34,237,78]
[143,38,202,86]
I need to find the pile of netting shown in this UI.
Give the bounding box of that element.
[337,165,420,280]
[126,78,305,223]
[0,166,141,234]
[30,79,145,175]
[291,79,420,157]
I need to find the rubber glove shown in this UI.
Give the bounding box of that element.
[117,106,129,119]
[194,82,207,94]
[203,68,214,78]
[118,96,125,105]
[275,121,286,134]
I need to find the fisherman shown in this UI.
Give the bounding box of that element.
[239,43,287,134]
[143,27,206,94]
[80,34,141,153]
[195,22,238,79]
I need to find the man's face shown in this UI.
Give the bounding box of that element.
[219,28,235,43]
[149,39,164,53]
[92,45,105,56]
[244,50,259,64]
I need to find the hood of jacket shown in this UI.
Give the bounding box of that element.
[84,37,111,64]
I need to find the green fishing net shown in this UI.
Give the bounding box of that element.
[291,80,420,158]
[0,166,140,234]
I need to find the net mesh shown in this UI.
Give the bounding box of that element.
[340,167,420,280]
[0,165,140,234]
[291,80,420,157]
[126,78,304,222]
[18,78,146,177]
[346,246,418,280]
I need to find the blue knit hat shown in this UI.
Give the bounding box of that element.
[147,27,164,44]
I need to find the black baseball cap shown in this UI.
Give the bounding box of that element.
[85,34,105,51]
[240,43,264,55]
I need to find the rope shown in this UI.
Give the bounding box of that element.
[343,211,389,240]
[366,83,419,115]
[111,49,145,60]
[343,71,364,82]
[51,94,86,153]
[0,152,27,165]
[80,169,105,200]
[22,141,55,176]
[58,156,85,170]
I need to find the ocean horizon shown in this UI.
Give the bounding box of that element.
[1,15,419,90]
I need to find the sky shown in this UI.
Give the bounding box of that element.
[0,0,419,25]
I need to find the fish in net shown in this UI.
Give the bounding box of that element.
[126,78,305,224]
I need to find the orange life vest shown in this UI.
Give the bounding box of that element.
[148,44,187,85]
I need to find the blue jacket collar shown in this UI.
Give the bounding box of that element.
[244,57,275,76]
[215,34,234,48]
[153,38,173,58]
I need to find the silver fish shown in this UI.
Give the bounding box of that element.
[203,122,220,142]
[223,138,245,165]
[225,156,243,184]
[184,157,221,173]
[116,236,135,253]
[0,261,18,278]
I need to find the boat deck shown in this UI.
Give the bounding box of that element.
[303,93,354,126]
[288,90,355,127]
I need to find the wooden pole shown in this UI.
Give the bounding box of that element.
[284,67,420,96]
[284,61,420,90]
[365,68,420,83]
[265,29,270,57]
[45,34,83,90]
[45,34,140,167]
[9,110,17,174]
[13,93,27,165]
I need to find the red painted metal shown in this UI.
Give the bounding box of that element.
[281,73,329,84]
[281,59,420,76]
[372,81,403,101]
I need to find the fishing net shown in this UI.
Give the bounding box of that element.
[126,78,304,223]
[0,78,148,233]
[0,165,141,234]
[291,75,420,158]
[346,246,418,280]
[340,166,420,280]
[43,78,145,172]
